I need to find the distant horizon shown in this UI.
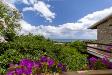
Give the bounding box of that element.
[51,39,97,42]
[52,39,97,40]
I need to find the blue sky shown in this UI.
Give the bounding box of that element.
[4,0,112,39]
[15,0,112,25]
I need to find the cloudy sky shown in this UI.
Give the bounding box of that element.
[3,0,112,39]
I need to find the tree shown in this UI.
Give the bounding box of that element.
[0,1,21,42]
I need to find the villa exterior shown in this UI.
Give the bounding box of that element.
[89,14,112,45]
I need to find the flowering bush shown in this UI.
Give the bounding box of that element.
[6,55,66,75]
[88,57,112,70]
[88,45,112,70]
[0,35,88,74]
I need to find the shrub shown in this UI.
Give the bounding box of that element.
[6,55,66,75]
[58,47,88,70]
[0,35,88,73]
[88,57,112,70]
[67,41,87,53]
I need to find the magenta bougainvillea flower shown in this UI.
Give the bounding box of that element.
[40,55,48,62]
[89,56,112,70]
[57,62,67,72]
[48,58,55,67]
[89,57,97,63]
[101,57,109,65]
[58,63,63,68]
[6,55,66,75]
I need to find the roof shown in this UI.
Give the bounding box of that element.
[88,14,112,29]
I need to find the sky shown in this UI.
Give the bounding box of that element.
[2,0,112,39]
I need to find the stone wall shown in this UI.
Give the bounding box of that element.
[97,18,112,49]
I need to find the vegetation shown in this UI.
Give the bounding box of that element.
[0,35,88,74]
[6,55,67,75]
[0,1,21,41]
[89,57,112,70]
[66,41,87,53]
[0,1,88,74]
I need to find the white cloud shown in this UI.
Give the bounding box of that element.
[23,7,34,11]
[29,0,37,4]
[22,0,29,5]
[34,1,55,22]
[18,20,96,39]
[2,0,112,39]
[19,20,38,35]
[13,0,37,5]
[23,1,55,22]
[16,0,37,5]
[19,6,112,39]
[78,7,112,29]
[12,0,55,22]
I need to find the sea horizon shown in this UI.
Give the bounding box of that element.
[51,39,96,42]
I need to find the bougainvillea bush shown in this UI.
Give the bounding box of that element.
[0,35,88,74]
[6,55,66,75]
[89,57,112,70]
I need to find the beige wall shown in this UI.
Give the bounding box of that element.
[96,18,112,49]
[97,18,112,44]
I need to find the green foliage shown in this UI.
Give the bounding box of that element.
[67,41,87,53]
[0,35,88,72]
[0,1,21,41]
[89,57,110,70]
[0,49,43,72]
[58,47,88,70]
[94,60,107,70]
[0,49,23,70]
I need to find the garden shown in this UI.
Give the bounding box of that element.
[0,1,112,75]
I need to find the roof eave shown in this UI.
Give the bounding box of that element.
[88,24,98,29]
[88,26,97,29]
[88,14,112,29]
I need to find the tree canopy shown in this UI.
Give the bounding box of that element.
[0,1,21,41]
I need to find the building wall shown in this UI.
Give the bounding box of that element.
[97,18,112,49]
